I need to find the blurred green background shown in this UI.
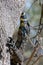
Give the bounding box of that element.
[23,0,43,65]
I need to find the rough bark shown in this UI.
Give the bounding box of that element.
[0,0,25,65]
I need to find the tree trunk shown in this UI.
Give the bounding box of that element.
[0,0,25,65]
